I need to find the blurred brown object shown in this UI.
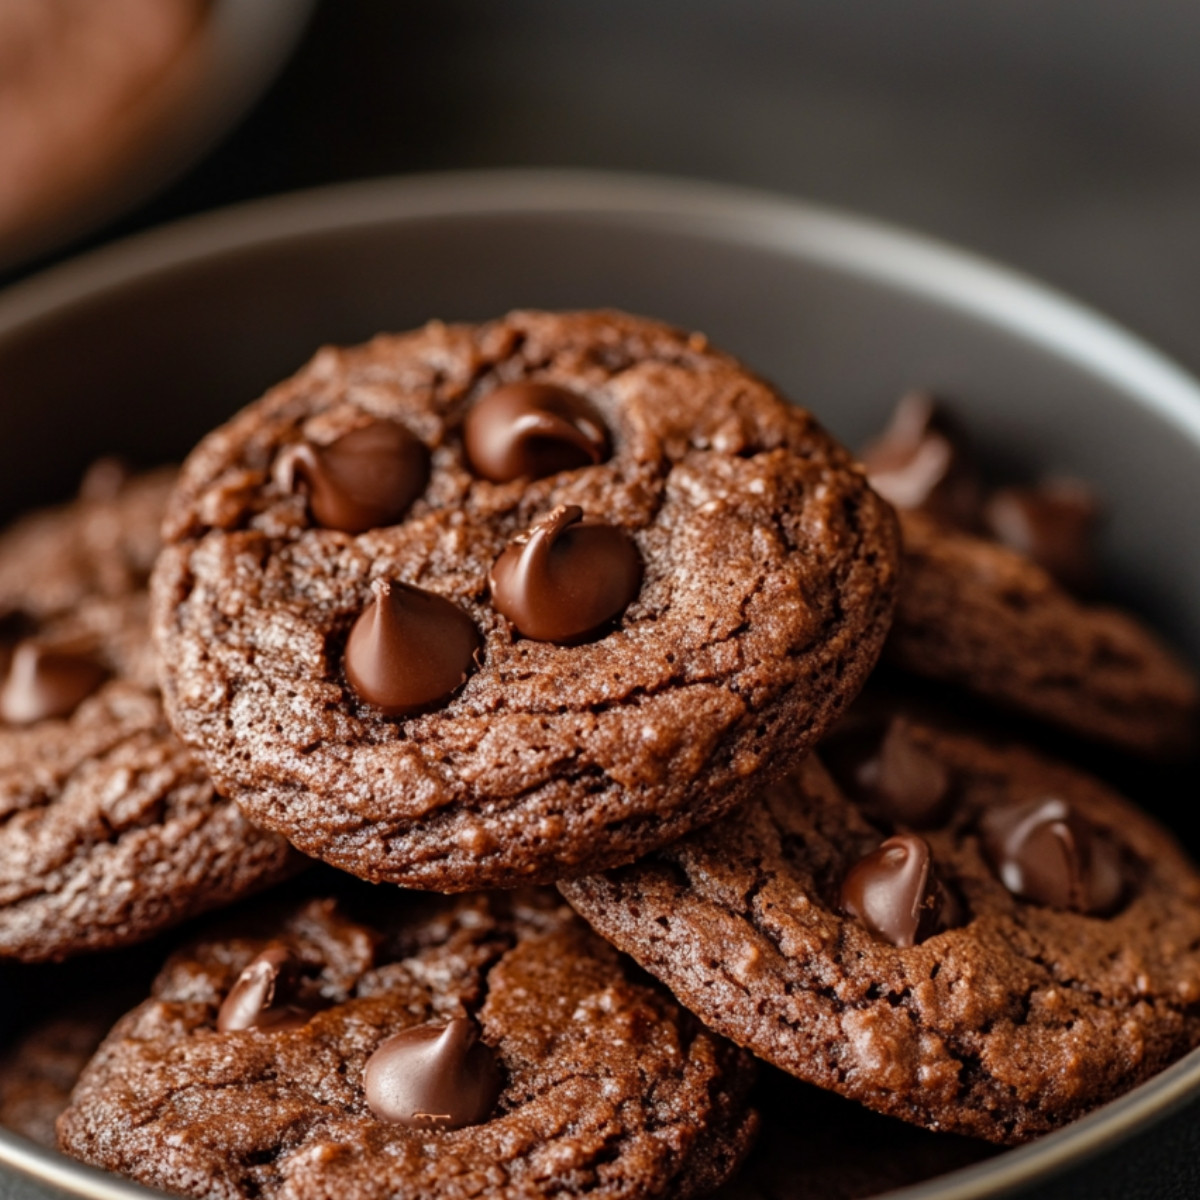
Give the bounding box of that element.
[859,391,984,530]
[0,0,208,261]
[984,479,1100,595]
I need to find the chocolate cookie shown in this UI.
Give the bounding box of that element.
[0,679,300,962]
[0,461,175,625]
[151,309,899,890]
[0,472,300,963]
[57,886,758,1200]
[860,394,1197,757]
[561,716,1200,1143]
[888,509,1198,758]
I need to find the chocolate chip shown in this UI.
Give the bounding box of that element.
[840,834,957,947]
[363,1017,502,1129]
[825,717,951,829]
[344,578,481,717]
[0,642,107,725]
[860,392,982,528]
[984,480,1098,594]
[489,505,642,644]
[275,420,429,534]
[217,947,315,1033]
[981,797,1125,914]
[464,382,608,483]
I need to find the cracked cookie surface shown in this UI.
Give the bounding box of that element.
[0,679,301,961]
[561,718,1200,1143]
[151,309,900,890]
[887,509,1198,759]
[0,463,176,625]
[57,885,757,1200]
[0,472,299,962]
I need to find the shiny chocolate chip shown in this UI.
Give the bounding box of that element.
[489,505,642,644]
[344,578,481,717]
[860,392,982,528]
[841,834,957,947]
[984,480,1098,594]
[275,420,429,534]
[825,717,951,829]
[0,642,107,725]
[981,797,1125,914]
[464,381,608,483]
[217,947,315,1033]
[363,1017,502,1129]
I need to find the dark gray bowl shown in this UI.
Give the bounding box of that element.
[0,171,1197,1200]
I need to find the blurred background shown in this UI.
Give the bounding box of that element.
[4,0,1200,374]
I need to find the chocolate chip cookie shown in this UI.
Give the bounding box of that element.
[0,461,175,625]
[0,470,300,962]
[57,885,758,1200]
[561,715,1200,1143]
[861,393,1198,757]
[888,508,1198,759]
[0,678,301,962]
[151,309,900,890]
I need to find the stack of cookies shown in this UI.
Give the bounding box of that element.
[1,310,1197,1200]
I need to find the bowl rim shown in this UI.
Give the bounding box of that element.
[2,167,1200,1200]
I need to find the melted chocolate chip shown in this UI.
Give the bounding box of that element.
[840,834,957,947]
[984,480,1099,594]
[489,505,642,644]
[275,420,429,534]
[363,1017,502,1129]
[825,718,951,829]
[344,579,481,716]
[217,947,315,1033]
[981,797,1125,914]
[0,642,107,725]
[464,382,608,483]
[860,392,982,528]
